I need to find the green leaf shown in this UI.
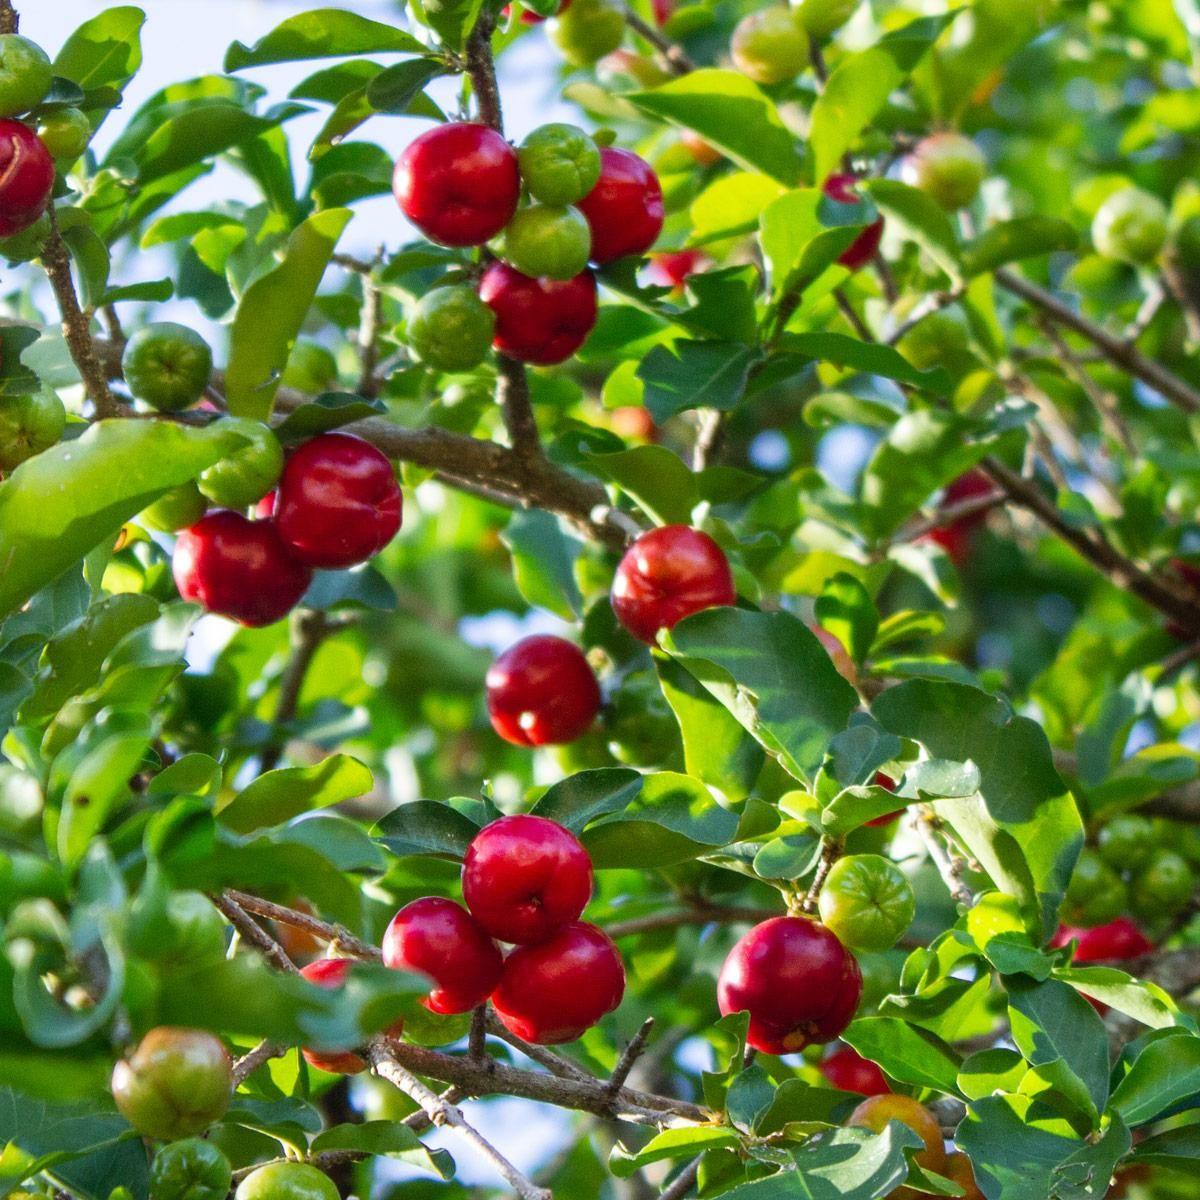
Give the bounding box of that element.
[313,1121,453,1179]
[500,509,584,621]
[274,392,387,441]
[816,574,879,666]
[0,420,248,621]
[226,10,424,70]
[216,755,374,834]
[778,331,951,396]
[530,767,644,832]
[1110,1032,1200,1126]
[864,179,962,280]
[302,565,398,612]
[53,6,145,125]
[225,208,352,420]
[584,445,697,526]
[1135,1123,1200,1170]
[1054,966,1178,1030]
[628,70,803,186]
[637,340,763,424]
[365,57,448,113]
[843,1017,961,1094]
[372,800,483,860]
[962,217,1079,277]
[611,1127,740,1178]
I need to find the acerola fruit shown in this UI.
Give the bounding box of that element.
[646,249,708,290]
[173,510,313,627]
[299,958,368,1074]
[548,0,625,66]
[111,1027,233,1140]
[463,812,593,944]
[1063,848,1127,927]
[717,916,862,1054]
[518,123,602,206]
[867,772,903,827]
[235,1162,340,1200]
[1051,917,1153,963]
[281,340,338,393]
[491,921,625,1043]
[611,525,736,644]
[681,130,722,166]
[942,1151,986,1200]
[198,417,284,509]
[818,854,916,952]
[0,119,54,237]
[1097,814,1157,872]
[0,389,65,470]
[382,896,503,1014]
[408,285,496,372]
[848,1094,946,1177]
[823,174,884,272]
[730,8,809,86]
[140,483,207,533]
[923,468,995,565]
[500,203,592,280]
[610,405,657,442]
[36,108,91,162]
[485,635,601,747]
[902,133,987,211]
[1130,849,1196,919]
[819,1044,891,1095]
[1093,186,1168,265]
[122,323,214,413]
[274,432,403,569]
[0,36,52,118]
[576,146,663,263]
[149,1138,232,1200]
[393,123,521,247]
[798,0,860,38]
[479,261,598,365]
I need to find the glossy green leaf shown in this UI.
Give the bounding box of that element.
[226,10,424,70]
[217,755,374,834]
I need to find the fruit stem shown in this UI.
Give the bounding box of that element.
[800,837,842,915]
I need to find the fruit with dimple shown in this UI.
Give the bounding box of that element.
[717,916,862,1053]
[500,204,592,280]
[611,525,736,644]
[149,1138,232,1200]
[491,921,625,1043]
[517,123,601,206]
[819,1044,891,1095]
[393,123,521,247]
[576,147,663,263]
[818,854,916,951]
[548,0,625,66]
[111,1027,233,1140]
[122,323,214,413]
[0,36,52,118]
[1093,187,1168,265]
[485,635,602,747]
[36,108,91,162]
[730,7,809,85]
[198,417,284,509]
[462,812,593,943]
[479,262,598,365]
[234,1163,340,1200]
[847,1094,946,1178]
[941,1152,986,1200]
[823,174,884,272]
[408,285,496,372]
[382,896,503,1014]
[0,119,55,237]
[299,958,368,1074]
[1051,917,1153,962]
[902,133,987,211]
[0,389,65,470]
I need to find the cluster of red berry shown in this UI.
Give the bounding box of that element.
[300,813,623,1053]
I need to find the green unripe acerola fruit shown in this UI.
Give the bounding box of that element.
[0,389,65,471]
[518,124,602,206]
[818,853,916,951]
[235,1163,340,1200]
[198,417,284,509]
[140,482,208,533]
[1064,848,1127,926]
[730,8,809,86]
[500,204,592,280]
[0,35,52,118]
[37,108,92,162]
[1097,814,1157,872]
[902,133,987,211]
[1093,187,1169,265]
[281,340,339,393]
[797,0,860,38]
[150,1138,232,1200]
[548,0,626,66]
[1130,849,1196,919]
[407,285,496,372]
[122,323,214,413]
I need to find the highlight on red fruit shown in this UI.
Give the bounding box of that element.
[485,634,602,747]
[462,812,593,944]
[299,958,367,1074]
[0,119,54,237]
[819,1044,891,1095]
[646,249,708,290]
[611,525,736,644]
[1051,917,1153,963]
[478,262,598,365]
[717,916,862,1054]
[823,173,884,272]
[381,897,503,1014]
[576,146,664,263]
[491,920,625,1043]
[393,123,521,247]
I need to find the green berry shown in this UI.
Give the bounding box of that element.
[407,285,496,372]
[282,340,339,393]
[0,389,66,471]
[500,204,591,280]
[140,482,208,533]
[548,0,625,66]
[1093,187,1169,265]
[797,0,860,38]
[0,35,52,118]
[0,212,48,262]
[1064,848,1127,927]
[37,108,91,162]
[150,1138,232,1200]
[122,323,214,413]
[730,8,809,86]
[518,124,602,206]
[818,853,916,951]
[1096,814,1157,872]
[197,417,284,509]
[235,1163,340,1200]
[1130,849,1195,919]
[903,133,987,211]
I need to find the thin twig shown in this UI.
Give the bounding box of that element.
[886,286,967,345]
[801,838,842,915]
[210,893,300,975]
[605,904,777,940]
[465,9,503,131]
[912,809,974,908]
[622,6,694,75]
[496,354,541,459]
[0,0,17,34]
[834,288,873,341]
[692,409,724,471]
[222,889,380,961]
[898,488,1006,545]
[233,1038,286,1083]
[357,261,384,399]
[469,1004,489,1064]
[484,1010,594,1082]
[660,1156,701,1199]
[259,610,332,774]
[606,1018,655,1105]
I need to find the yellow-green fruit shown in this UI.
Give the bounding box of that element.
[0,35,52,117]
[730,8,809,86]
[1093,187,1169,265]
[235,1163,340,1200]
[37,108,91,161]
[197,418,284,509]
[500,204,592,280]
[549,0,625,66]
[282,340,339,393]
[517,123,602,206]
[407,285,496,372]
[0,212,48,262]
[902,133,987,211]
[817,853,915,951]
[0,389,66,470]
[797,0,859,38]
[896,313,970,371]
[140,483,207,533]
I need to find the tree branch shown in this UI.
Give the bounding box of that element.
[496,354,542,459]
[259,610,333,774]
[912,809,975,908]
[210,892,300,976]
[622,6,694,75]
[0,0,17,34]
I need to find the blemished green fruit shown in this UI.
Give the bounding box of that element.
[37,108,91,161]
[500,204,591,280]
[140,483,208,533]
[903,133,987,211]
[548,0,625,66]
[730,8,809,86]
[235,1163,340,1200]
[797,0,859,38]
[1092,187,1169,265]
[1130,849,1195,919]
[817,853,915,951]
[407,285,496,372]
[1097,814,1157,872]
[0,35,52,118]
[0,389,66,471]
[122,323,214,413]
[518,124,602,206]
[197,417,284,509]
[150,1138,232,1200]
[1064,848,1127,927]
[0,212,48,262]
[281,340,339,393]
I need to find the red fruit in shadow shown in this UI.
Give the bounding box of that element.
[611,525,736,644]
[646,249,708,290]
[823,174,884,272]
[300,958,369,1074]
[462,813,593,944]
[382,897,503,1014]
[479,262,598,365]
[491,921,625,1043]
[867,771,903,827]
[173,510,312,627]
[576,146,664,263]
[393,123,521,247]
[819,1044,891,1095]
[718,916,862,1054]
[924,469,995,566]
[485,635,602,747]
[1052,918,1153,963]
[0,119,54,237]
[506,0,571,23]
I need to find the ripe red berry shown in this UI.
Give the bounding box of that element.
[485,634,602,747]
[491,921,625,1043]
[646,249,708,290]
[173,510,312,627]
[819,1044,891,1095]
[299,958,368,1074]
[924,469,995,565]
[1051,917,1153,963]
[478,262,598,365]
[823,174,884,272]
[462,813,593,944]
[867,771,903,827]
[382,897,503,1015]
[0,119,54,237]
[717,916,862,1054]
[393,123,521,247]
[274,433,402,569]
[576,146,664,263]
[611,525,736,644]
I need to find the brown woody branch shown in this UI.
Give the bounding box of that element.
[0,0,16,34]
[622,6,694,75]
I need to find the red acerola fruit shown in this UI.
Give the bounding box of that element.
[1051,917,1153,963]
[393,123,521,247]
[646,249,708,290]
[0,119,54,237]
[576,146,664,263]
[381,896,503,1014]
[485,635,602,747]
[924,469,995,565]
[462,813,594,944]
[274,432,402,569]
[299,958,368,1074]
[652,0,673,23]
[491,921,625,1043]
[823,174,884,272]
[867,771,903,827]
[508,0,571,23]
[611,524,736,644]
[819,1044,891,1096]
[478,262,598,365]
[717,916,862,1054]
[173,510,313,627]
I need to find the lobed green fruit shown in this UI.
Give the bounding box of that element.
[150,1138,232,1200]
[197,417,284,509]
[140,483,207,533]
[500,204,591,280]
[730,8,809,86]
[0,389,66,471]
[407,285,496,372]
[282,340,339,393]
[518,123,602,206]
[548,0,625,66]
[1064,848,1127,926]
[1130,849,1195,919]
[1096,814,1156,872]
[0,35,52,118]
[1092,187,1168,265]
[122,323,214,413]
[903,133,987,211]
[37,108,91,162]
[235,1163,340,1200]
[797,0,859,38]
[818,853,915,951]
